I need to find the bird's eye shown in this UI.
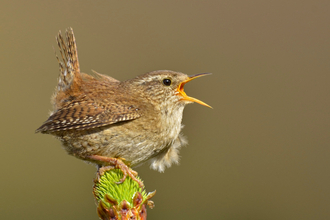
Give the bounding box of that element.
[163,78,172,86]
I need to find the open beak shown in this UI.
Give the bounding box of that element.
[177,73,212,108]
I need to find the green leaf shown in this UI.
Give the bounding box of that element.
[94,169,147,208]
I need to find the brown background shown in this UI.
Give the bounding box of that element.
[1,1,329,219]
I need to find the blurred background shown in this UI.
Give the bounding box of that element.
[1,0,329,219]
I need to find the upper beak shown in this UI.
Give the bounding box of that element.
[177,73,212,108]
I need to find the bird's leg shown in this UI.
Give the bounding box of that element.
[87,155,144,188]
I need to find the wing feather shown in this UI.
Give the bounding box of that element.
[36,101,142,133]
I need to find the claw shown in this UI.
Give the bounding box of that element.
[88,155,144,188]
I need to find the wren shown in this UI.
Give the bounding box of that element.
[36,28,211,187]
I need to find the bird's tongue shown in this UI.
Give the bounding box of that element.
[177,73,212,108]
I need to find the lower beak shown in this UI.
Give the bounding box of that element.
[177,73,212,108]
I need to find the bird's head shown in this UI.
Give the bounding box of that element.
[129,70,212,110]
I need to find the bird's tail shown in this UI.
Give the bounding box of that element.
[55,27,81,92]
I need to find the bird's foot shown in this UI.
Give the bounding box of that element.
[88,155,144,188]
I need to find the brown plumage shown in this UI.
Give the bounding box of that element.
[36,28,211,187]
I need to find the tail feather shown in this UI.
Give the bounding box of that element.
[55,28,80,92]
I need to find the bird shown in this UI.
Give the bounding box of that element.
[36,28,211,187]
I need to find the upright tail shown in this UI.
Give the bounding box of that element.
[55,27,81,92]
